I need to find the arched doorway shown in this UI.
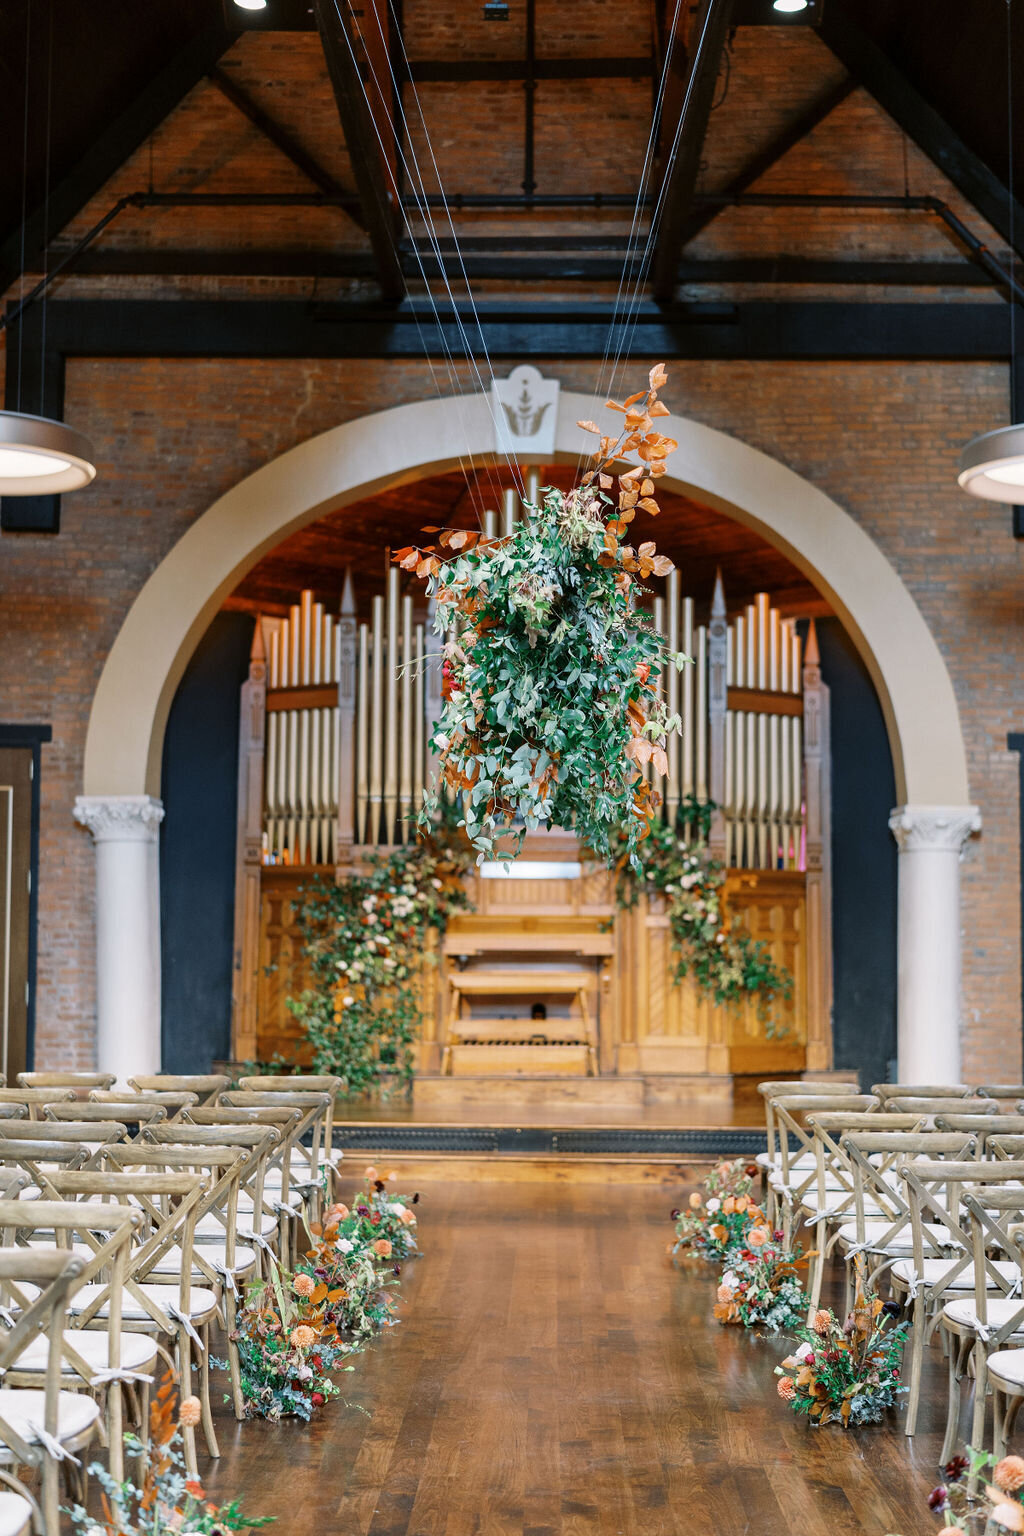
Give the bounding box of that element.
[74,385,978,1083]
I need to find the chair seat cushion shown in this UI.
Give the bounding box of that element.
[0,1388,100,1461]
[988,1348,1024,1387]
[892,1258,1020,1292]
[197,1211,276,1240]
[149,1244,258,1280]
[836,1219,952,1255]
[69,1283,218,1325]
[12,1330,158,1377]
[0,1491,31,1536]
[942,1297,1024,1333]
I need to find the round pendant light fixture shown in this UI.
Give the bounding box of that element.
[773,0,809,11]
[958,425,1024,501]
[0,410,96,495]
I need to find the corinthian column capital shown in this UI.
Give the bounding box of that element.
[888,803,981,855]
[74,794,165,843]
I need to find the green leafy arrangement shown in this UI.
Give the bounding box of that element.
[774,1297,909,1427]
[612,799,791,1024]
[394,364,686,868]
[286,818,472,1095]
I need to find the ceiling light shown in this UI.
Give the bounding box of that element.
[233,0,268,10]
[773,0,809,11]
[958,424,1024,501]
[0,411,96,495]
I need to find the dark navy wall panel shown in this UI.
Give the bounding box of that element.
[160,613,254,1071]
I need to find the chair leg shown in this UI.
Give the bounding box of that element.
[106,1379,125,1484]
[940,1329,963,1465]
[199,1324,220,1460]
[905,1294,927,1437]
[225,1289,245,1421]
[994,1383,1008,1459]
[177,1332,199,1481]
[970,1343,989,1460]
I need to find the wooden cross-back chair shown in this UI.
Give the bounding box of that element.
[898,1158,1024,1439]
[764,1094,879,1235]
[237,1076,344,1198]
[883,1097,998,1125]
[0,1244,97,1536]
[41,1167,213,1479]
[987,1226,1024,1458]
[800,1111,924,1312]
[975,1085,1024,1103]
[130,1075,229,1105]
[220,1090,335,1223]
[103,1140,256,1425]
[0,1197,146,1485]
[935,1114,1024,1152]
[142,1122,283,1258]
[16,1074,116,1093]
[756,1080,863,1175]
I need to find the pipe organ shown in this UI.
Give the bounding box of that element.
[233,496,832,1082]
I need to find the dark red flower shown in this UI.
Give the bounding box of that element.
[357,1205,370,1217]
[773,1229,784,1242]
[745,1165,759,1178]
[413,1193,420,1204]
[824,1349,841,1364]
[311,1355,323,1371]
[311,1392,325,1408]
[943,1456,969,1482]
[670,1209,681,1220]
[926,1487,949,1512]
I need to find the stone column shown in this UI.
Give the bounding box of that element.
[888,804,981,1084]
[74,794,165,1079]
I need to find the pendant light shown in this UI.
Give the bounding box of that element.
[960,0,1021,504]
[1,0,96,500]
[0,410,95,495]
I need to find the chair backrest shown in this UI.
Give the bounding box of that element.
[884,1096,998,1120]
[102,1142,251,1287]
[977,1085,1024,1101]
[758,1080,863,1164]
[90,1089,198,1119]
[804,1112,923,1225]
[129,1074,229,1104]
[841,1132,976,1261]
[936,1114,1024,1149]
[237,1075,342,1144]
[220,1090,331,1183]
[898,1162,1024,1314]
[0,1088,75,1121]
[958,1184,1024,1343]
[45,1100,167,1127]
[986,1135,1024,1161]
[771,1094,879,1194]
[17,1072,116,1091]
[872,1083,971,1101]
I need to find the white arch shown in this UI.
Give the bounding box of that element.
[83,387,968,804]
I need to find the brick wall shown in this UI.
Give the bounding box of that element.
[0,354,1020,1077]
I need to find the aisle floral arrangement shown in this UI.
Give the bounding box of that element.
[228,1265,351,1422]
[287,815,472,1093]
[69,1376,273,1534]
[774,1296,908,1427]
[670,1159,766,1262]
[713,1237,814,1332]
[611,799,790,1022]
[922,1447,1024,1531]
[393,364,685,867]
[295,1171,418,1340]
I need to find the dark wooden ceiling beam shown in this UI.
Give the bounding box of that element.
[651,0,737,305]
[0,19,234,294]
[208,66,366,231]
[311,0,405,302]
[9,296,1012,363]
[400,57,653,81]
[820,1,1024,260]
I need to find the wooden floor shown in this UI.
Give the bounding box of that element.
[198,1178,949,1536]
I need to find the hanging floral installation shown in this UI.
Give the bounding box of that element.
[773,1297,908,1427]
[394,364,686,867]
[610,798,791,1023]
[68,1375,274,1534]
[286,817,472,1094]
[219,1174,421,1421]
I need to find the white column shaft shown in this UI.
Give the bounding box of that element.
[74,795,164,1079]
[889,804,981,1085]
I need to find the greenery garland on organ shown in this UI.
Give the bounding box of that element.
[286,815,473,1095]
[393,364,687,868]
[609,797,791,1027]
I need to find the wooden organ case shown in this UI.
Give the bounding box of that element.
[232,557,833,1088]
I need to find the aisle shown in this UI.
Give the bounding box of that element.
[203,1181,947,1536]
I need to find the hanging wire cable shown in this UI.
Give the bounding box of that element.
[1007,0,1017,383]
[16,0,33,413]
[38,0,54,414]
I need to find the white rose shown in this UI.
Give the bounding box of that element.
[388,1202,405,1216]
[706,1198,721,1213]
[721,1270,739,1288]
[795,1341,814,1362]
[336,1237,353,1253]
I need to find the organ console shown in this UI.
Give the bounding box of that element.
[232,484,832,1088]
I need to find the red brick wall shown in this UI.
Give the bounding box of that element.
[0,354,1019,1078]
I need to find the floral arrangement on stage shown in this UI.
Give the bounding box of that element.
[612,798,790,1022]
[69,1375,274,1534]
[228,1263,351,1422]
[670,1159,763,1259]
[924,1448,1024,1531]
[713,1237,814,1331]
[393,364,686,868]
[287,813,472,1094]
[774,1296,908,1427]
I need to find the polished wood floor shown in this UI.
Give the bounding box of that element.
[199,1179,948,1536]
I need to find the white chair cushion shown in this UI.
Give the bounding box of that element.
[69,1283,218,1324]
[988,1348,1024,1388]
[149,1244,258,1279]
[0,1388,100,1461]
[12,1329,158,1376]
[0,1491,31,1536]
[836,1219,952,1255]
[237,1190,301,1212]
[943,1297,1024,1333]
[197,1211,276,1240]
[892,1258,1020,1292]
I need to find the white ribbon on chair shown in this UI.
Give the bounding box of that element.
[804,1207,843,1228]
[167,1305,206,1355]
[26,1422,80,1466]
[88,1369,155,1388]
[210,1260,239,1298]
[238,1229,275,1256]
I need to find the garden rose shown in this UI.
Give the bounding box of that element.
[734,1195,750,1214]
[747,1228,767,1248]
[716,1284,734,1304]
[374,1239,393,1258]
[312,1392,325,1407]
[364,1165,379,1181]
[706,1198,721,1214]
[989,1503,1024,1533]
[721,1197,736,1215]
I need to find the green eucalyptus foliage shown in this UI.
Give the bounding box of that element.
[610,797,791,1028]
[286,820,472,1096]
[421,484,687,868]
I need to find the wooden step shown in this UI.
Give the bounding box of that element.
[448,971,593,995]
[447,1017,589,1044]
[447,1044,592,1076]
